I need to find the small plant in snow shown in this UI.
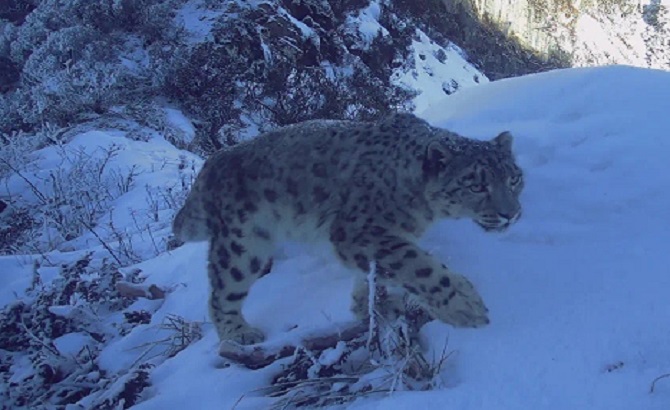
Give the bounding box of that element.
[158,314,203,358]
[231,263,451,408]
[0,253,130,407]
[128,314,203,368]
[0,138,142,254]
[262,319,449,409]
[42,143,138,241]
[0,251,179,408]
[650,372,670,393]
[0,204,35,254]
[264,312,449,408]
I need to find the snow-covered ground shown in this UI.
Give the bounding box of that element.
[3,65,670,409]
[139,65,670,409]
[114,65,670,409]
[368,65,670,409]
[392,29,487,113]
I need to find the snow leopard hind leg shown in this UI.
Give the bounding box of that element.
[207,227,274,346]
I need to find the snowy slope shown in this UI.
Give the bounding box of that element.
[3,65,670,409]
[1,129,200,258]
[121,65,670,409]
[392,29,487,113]
[362,65,670,409]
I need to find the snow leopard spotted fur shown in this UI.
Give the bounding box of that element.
[173,113,524,345]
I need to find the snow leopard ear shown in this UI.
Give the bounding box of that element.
[423,140,453,176]
[492,131,513,152]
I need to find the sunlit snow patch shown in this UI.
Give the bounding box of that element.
[393,29,488,113]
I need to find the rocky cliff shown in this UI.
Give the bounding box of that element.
[453,0,669,70]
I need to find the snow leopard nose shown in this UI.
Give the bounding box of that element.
[498,211,521,223]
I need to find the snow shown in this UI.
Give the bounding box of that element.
[8,355,34,385]
[0,256,32,306]
[279,6,318,43]
[3,127,201,257]
[3,64,670,409]
[392,29,488,113]
[127,65,670,409]
[135,333,274,409]
[319,341,348,366]
[175,0,227,44]
[344,0,389,48]
[53,332,91,357]
[48,305,76,317]
[164,107,195,145]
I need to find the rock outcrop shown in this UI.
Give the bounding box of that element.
[452,0,669,71]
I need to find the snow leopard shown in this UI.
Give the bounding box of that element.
[173,113,524,345]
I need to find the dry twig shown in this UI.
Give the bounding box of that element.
[650,373,670,393]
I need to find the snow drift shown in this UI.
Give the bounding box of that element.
[129,65,670,409]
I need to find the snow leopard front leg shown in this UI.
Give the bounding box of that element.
[331,220,489,328]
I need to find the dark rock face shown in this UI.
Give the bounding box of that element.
[166,0,419,151]
[165,0,566,150]
[391,0,568,80]
[0,0,569,141]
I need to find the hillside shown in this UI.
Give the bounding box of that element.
[135,65,670,410]
[3,65,670,409]
[0,0,504,144]
[1,1,670,409]
[457,0,670,71]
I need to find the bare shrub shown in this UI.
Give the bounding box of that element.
[130,314,204,364]
[230,264,451,408]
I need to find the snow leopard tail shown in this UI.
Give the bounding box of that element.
[172,194,210,243]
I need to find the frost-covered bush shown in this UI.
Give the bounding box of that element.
[0,92,24,131]
[0,205,34,254]
[244,65,349,127]
[9,0,182,64]
[61,0,184,41]
[20,26,133,126]
[0,253,181,408]
[1,0,185,133]
[8,1,68,66]
[0,132,141,254]
[2,0,525,140]
[164,0,414,149]
[0,0,37,24]
[163,37,244,149]
[227,277,445,408]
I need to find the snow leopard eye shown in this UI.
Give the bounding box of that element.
[509,175,521,186]
[468,183,487,193]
